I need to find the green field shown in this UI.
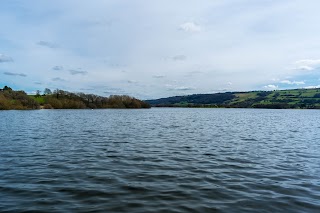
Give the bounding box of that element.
[28,95,46,104]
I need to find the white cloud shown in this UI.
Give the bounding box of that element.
[171,86,196,91]
[264,84,278,90]
[179,22,202,33]
[304,85,320,89]
[293,59,320,71]
[280,80,305,85]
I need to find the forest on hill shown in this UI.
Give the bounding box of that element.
[146,88,320,109]
[0,86,150,110]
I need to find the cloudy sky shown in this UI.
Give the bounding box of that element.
[1,0,320,99]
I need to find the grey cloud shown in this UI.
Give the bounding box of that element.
[0,54,13,63]
[184,70,205,77]
[34,82,42,85]
[3,72,27,77]
[189,70,204,74]
[87,85,119,90]
[106,87,123,91]
[175,87,195,91]
[79,86,126,95]
[211,89,229,93]
[127,80,138,84]
[153,75,166,79]
[104,91,129,95]
[69,69,88,75]
[79,88,95,91]
[293,59,320,71]
[109,63,121,67]
[52,77,65,82]
[37,41,59,48]
[172,55,187,61]
[103,91,119,95]
[53,66,63,71]
[102,86,128,95]
[169,86,195,91]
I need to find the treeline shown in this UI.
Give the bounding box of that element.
[0,86,150,110]
[44,89,150,109]
[0,86,39,110]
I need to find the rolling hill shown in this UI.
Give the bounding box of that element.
[146,88,320,109]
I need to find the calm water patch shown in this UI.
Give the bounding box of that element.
[0,108,320,212]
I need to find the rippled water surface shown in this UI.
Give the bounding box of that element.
[1,108,320,212]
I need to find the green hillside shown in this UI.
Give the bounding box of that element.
[146,88,320,109]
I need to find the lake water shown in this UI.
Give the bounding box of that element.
[0,108,320,212]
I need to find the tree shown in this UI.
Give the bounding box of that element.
[3,86,12,91]
[53,89,62,99]
[43,88,52,95]
[35,90,41,97]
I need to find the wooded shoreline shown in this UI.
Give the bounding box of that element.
[0,86,151,110]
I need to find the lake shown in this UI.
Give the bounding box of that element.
[0,108,320,212]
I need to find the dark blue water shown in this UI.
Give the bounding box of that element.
[0,108,320,212]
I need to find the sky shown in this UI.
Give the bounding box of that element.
[1,0,320,99]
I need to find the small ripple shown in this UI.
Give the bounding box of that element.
[1,109,320,212]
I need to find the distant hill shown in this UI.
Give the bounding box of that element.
[0,86,150,110]
[146,88,320,109]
